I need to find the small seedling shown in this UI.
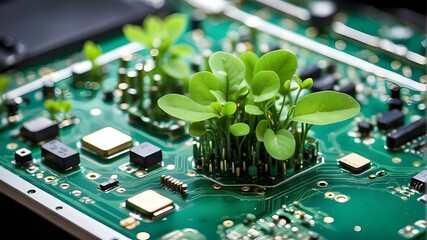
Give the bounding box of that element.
[83,40,103,82]
[44,99,73,122]
[158,49,360,182]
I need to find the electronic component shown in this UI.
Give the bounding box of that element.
[14,148,33,166]
[20,116,59,144]
[376,109,405,131]
[98,178,119,191]
[335,82,356,98]
[312,74,338,92]
[338,153,371,174]
[81,127,132,158]
[126,190,174,218]
[386,118,427,149]
[357,120,373,137]
[42,80,55,99]
[41,139,80,171]
[130,142,162,168]
[410,170,426,192]
[417,194,427,204]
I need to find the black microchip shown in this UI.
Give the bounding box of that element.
[377,109,405,131]
[20,116,59,144]
[41,139,80,171]
[312,74,338,92]
[386,118,427,149]
[0,0,172,71]
[410,170,427,192]
[98,178,119,191]
[14,148,33,165]
[357,120,373,136]
[130,142,162,169]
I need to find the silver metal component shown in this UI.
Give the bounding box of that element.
[255,0,311,22]
[332,21,427,67]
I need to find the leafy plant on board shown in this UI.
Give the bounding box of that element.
[44,99,73,122]
[158,49,360,178]
[123,13,193,97]
[83,40,103,82]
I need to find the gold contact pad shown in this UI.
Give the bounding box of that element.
[126,190,174,216]
[81,127,132,158]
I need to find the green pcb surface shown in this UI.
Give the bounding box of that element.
[0,1,426,240]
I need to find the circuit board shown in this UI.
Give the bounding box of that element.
[0,0,426,239]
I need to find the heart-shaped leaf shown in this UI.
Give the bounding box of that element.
[255,119,269,141]
[251,71,280,102]
[189,71,219,105]
[230,123,250,136]
[239,51,258,85]
[245,104,264,115]
[189,122,207,137]
[264,128,295,160]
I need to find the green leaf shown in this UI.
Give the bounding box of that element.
[162,59,191,80]
[239,51,258,85]
[189,71,219,105]
[123,24,149,45]
[209,51,246,101]
[143,15,163,43]
[158,94,218,122]
[255,119,269,141]
[189,122,207,137]
[83,41,102,63]
[60,101,73,113]
[230,123,250,136]
[264,128,295,160]
[171,44,193,57]
[221,102,237,116]
[163,13,187,43]
[245,104,263,115]
[210,90,226,104]
[0,74,10,93]
[251,71,280,102]
[254,49,297,93]
[209,102,222,114]
[44,99,61,112]
[292,91,360,125]
[301,78,313,89]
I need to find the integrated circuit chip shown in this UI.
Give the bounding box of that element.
[338,153,371,174]
[126,190,174,218]
[81,127,132,158]
[130,142,162,168]
[20,116,59,144]
[41,139,80,171]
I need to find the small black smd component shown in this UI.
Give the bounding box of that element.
[377,109,404,131]
[410,170,427,192]
[336,82,356,98]
[98,178,119,191]
[386,118,427,149]
[312,74,338,92]
[20,116,59,144]
[14,148,33,165]
[357,120,373,136]
[41,139,80,171]
[130,142,162,169]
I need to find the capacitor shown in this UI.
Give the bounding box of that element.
[42,80,55,99]
[6,98,19,116]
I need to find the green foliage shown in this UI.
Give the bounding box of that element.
[158,49,360,177]
[83,40,103,82]
[123,13,192,84]
[44,99,73,121]
[292,91,361,125]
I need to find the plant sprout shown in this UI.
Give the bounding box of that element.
[123,13,193,89]
[44,99,73,121]
[158,49,360,180]
[83,40,103,82]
